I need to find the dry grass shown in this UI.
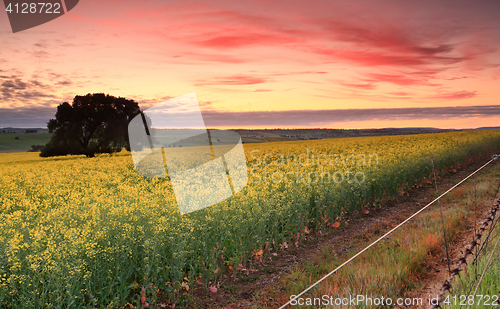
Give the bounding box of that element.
[266,163,500,308]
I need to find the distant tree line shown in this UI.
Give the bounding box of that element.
[1,129,44,133]
[29,145,45,152]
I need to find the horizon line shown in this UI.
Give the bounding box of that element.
[1,126,498,130]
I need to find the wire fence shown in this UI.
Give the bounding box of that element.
[278,156,499,309]
[431,198,500,308]
[431,157,500,308]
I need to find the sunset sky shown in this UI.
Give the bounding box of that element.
[1,0,500,129]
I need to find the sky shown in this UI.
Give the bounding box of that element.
[0,0,500,129]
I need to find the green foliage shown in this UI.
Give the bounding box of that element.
[40,93,141,158]
[0,133,52,152]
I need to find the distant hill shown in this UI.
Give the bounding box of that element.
[1,127,490,151]
[0,132,52,152]
[0,127,50,134]
[476,127,500,130]
[233,127,456,143]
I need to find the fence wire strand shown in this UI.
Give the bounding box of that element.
[431,155,452,274]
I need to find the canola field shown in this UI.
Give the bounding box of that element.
[1,130,500,308]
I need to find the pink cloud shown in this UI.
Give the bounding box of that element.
[364,73,430,86]
[342,83,376,90]
[84,1,498,86]
[195,75,268,86]
[432,91,477,100]
[309,36,464,69]
[179,52,250,64]
[389,92,412,96]
[196,31,302,49]
[305,17,466,68]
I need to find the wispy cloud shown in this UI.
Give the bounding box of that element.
[195,75,269,86]
[364,73,438,86]
[0,104,59,127]
[0,76,57,103]
[431,90,477,100]
[197,32,298,49]
[201,105,500,128]
[342,83,376,90]
[136,95,175,109]
[389,92,412,97]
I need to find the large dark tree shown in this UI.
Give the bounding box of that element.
[41,93,141,157]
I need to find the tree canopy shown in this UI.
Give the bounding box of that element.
[40,93,141,157]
